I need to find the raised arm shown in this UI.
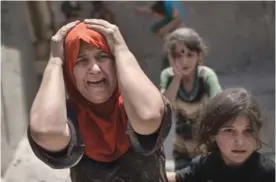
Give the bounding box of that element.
[85,19,164,135]
[202,67,222,99]
[155,2,183,38]
[29,21,79,152]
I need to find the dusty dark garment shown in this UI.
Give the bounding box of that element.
[28,99,172,182]
[175,151,275,182]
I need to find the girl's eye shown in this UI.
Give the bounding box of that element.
[187,52,196,58]
[187,53,192,57]
[245,128,253,133]
[223,128,233,133]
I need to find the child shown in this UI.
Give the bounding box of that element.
[167,88,275,182]
[133,1,187,38]
[160,27,222,170]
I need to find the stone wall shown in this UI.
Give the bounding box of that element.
[1,1,39,174]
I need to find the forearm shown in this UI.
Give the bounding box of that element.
[114,48,164,134]
[164,76,181,103]
[134,6,152,16]
[167,172,177,182]
[30,58,69,150]
[157,16,181,37]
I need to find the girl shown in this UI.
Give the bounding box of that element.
[167,88,275,182]
[28,19,172,181]
[160,27,222,170]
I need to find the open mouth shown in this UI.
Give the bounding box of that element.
[231,150,246,154]
[87,78,106,87]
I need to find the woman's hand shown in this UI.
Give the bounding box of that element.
[84,19,129,55]
[50,20,80,62]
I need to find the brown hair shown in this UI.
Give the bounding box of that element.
[164,27,207,65]
[196,87,264,153]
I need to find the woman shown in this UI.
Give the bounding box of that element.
[160,27,222,171]
[167,88,275,182]
[28,19,172,181]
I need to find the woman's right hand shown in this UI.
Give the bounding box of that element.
[50,20,80,62]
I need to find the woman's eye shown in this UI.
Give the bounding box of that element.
[96,54,110,61]
[76,58,88,64]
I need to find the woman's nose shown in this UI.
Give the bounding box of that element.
[88,62,101,74]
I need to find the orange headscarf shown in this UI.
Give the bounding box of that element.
[63,22,130,162]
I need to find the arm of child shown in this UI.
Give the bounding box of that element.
[202,67,222,98]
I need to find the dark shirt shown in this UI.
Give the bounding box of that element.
[28,97,172,182]
[176,151,275,182]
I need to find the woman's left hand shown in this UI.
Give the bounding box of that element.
[84,19,128,54]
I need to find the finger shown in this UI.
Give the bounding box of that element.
[168,57,174,67]
[174,66,182,73]
[53,20,80,40]
[175,60,182,70]
[60,20,80,36]
[86,24,113,36]
[86,24,114,47]
[84,19,111,28]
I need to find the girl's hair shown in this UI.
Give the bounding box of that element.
[196,87,264,153]
[164,27,207,65]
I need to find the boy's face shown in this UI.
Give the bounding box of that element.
[215,115,258,165]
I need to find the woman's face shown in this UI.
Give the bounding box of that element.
[73,42,117,103]
[215,115,258,166]
[170,43,200,76]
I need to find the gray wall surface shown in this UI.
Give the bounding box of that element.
[1,1,39,174]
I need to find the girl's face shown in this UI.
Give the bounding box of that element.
[170,43,200,76]
[215,115,258,166]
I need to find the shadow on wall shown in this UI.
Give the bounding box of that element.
[1,1,39,174]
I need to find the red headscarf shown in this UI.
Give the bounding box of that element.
[63,22,130,162]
